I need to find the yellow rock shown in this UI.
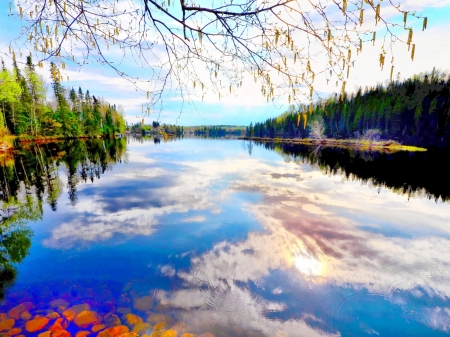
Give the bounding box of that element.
[74,311,100,328]
[153,322,166,331]
[149,332,162,337]
[161,330,177,337]
[133,296,153,311]
[0,319,15,332]
[75,331,91,337]
[132,322,151,334]
[25,316,49,333]
[124,314,142,326]
[181,334,196,337]
[92,324,105,333]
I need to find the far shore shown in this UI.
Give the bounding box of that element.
[238,136,428,152]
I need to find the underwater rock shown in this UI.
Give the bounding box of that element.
[133,297,153,311]
[146,314,174,326]
[6,328,22,336]
[62,310,77,322]
[181,334,196,337]
[161,330,177,337]
[50,300,69,309]
[37,331,52,337]
[153,322,166,331]
[70,305,90,314]
[25,316,49,333]
[74,311,100,328]
[97,325,129,337]
[75,331,91,337]
[125,314,142,327]
[48,318,69,332]
[131,323,151,334]
[8,303,35,320]
[152,304,171,313]
[197,334,215,337]
[116,308,130,316]
[19,312,31,321]
[91,325,105,333]
[0,319,15,332]
[103,314,121,328]
[51,330,71,337]
[46,312,61,320]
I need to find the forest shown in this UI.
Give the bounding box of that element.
[247,70,450,148]
[0,57,126,140]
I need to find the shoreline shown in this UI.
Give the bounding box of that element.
[238,137,428,152]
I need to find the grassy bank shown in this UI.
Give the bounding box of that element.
[239,137,427,152]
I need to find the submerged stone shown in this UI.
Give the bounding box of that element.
[6,328,22,336]
[49,318,69,331]
[8,303,35,320]
[19,312,31,321]
[70,304,90,314]
[49,300,69,309]
[146,314,174,326]
[46,312,61,320]
[124,314,142,327]
[75,331,91,337]
[37,331,52,337]
[97,325,129,337]
[74,311,100,328]
[133,297,153,311]
[161,330,177,337]
[181,334,196,337]
[25,316,49,333]
[62,310,76,322]
[131,322,151,334]
[91,325,105,333]
[197,334,215,337]
[51,330,71,337]
[153,322,166,331]
[103,313,121,328]
[0,319,15,332]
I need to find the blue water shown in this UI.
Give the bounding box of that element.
[1,138,450,337]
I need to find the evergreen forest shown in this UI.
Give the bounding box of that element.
[248,70,450,148]
[0,57,126,140]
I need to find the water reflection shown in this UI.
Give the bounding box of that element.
[0,138,449,336]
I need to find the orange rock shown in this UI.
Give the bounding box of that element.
[25,316,50,333]
[6,328,22,336]
[49,300,68,309]
[62,310,76,322]
[75,331,91,337]
[49,318,68,331]
[16,335,25,337]
[133,296,153,311]
[161,330,177,337]
[181,334,196,337]
[0,314,6,320]
[37,331,52,337]
[97,325,129,337]
[149,332,161,337]
[8,302,35,320]
[20,311,32,321]
[153,322,166,331]
[52,330,71,337]
[91,325,105,333]
[74,311,100,328]
[124,314,142,327]
[0,319,15,332]
[69,304,90,314]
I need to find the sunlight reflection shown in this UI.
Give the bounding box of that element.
[294,253,323,276]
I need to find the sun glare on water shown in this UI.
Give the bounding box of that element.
[294,254,324,276]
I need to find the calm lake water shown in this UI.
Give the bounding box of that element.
[1,137,450,337]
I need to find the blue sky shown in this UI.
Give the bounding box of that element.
[1,0,450,126]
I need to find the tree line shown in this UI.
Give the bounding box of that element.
[247,70,450,148]
[0,57,126,139]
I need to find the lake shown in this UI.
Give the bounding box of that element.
[1,137,450,337]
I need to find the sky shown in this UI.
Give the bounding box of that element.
[1,0,450,127]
